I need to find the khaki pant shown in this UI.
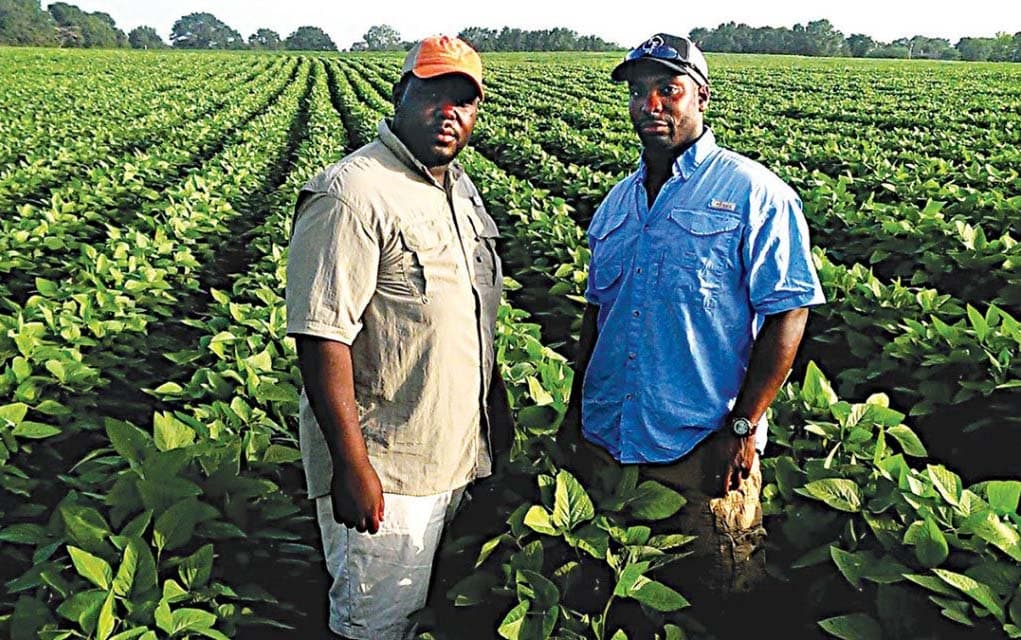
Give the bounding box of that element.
[566,427,767,596]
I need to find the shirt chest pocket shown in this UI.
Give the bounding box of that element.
[397,219,448,301]
[588,211,629,297]
[660,209,741,307]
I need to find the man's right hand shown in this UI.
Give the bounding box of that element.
[330,460,385,534]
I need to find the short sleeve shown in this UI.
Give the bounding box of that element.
[744,192,826,315]
[285,192,379,344]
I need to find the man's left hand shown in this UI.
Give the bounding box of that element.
[712,433,758,497]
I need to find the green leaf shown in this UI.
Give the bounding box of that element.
[985,481,1021,514]
[498,600,530,639]
[242,349,273,373]
[523,506,558,535]
[154,498,218,553]
[112,540,139,597]
[904,573,959,597]
[551,470,594,530]
[151,382,184,395]
[613,561,651,597]
[0,523,48,545]
[629,578,689,612]
[926,465,962,507]
[153,412,195,452]
[170,608,217,633]
[68,546,112,590]
[911,517,949,568]
[35,277,59,297]
[97,591,116,640]
[830,547,866,590]
[817,613,882,640]
[179,544,214,589]
[475,534,508,568]
[802,362,839,407]
[56,589,106,631]
[12,420,60,439]
[627,481,686,520]
[887,425,927,457]
[933,568,1006,623]
[261,444,302,464]
[105,419,152,467]
[565,523,609,559]
[519,570,560,610]
[960,510,1021,562]
[795,478,863,512]
[0,402,29,425]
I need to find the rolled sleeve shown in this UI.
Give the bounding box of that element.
[745,194,826,315]
[285,192,378,344]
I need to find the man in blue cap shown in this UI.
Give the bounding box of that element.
[562,33,825,599]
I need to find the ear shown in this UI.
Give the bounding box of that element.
[697,84,711,112]
[392,77,409,112]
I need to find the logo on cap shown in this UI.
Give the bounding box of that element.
[642,35,664,53]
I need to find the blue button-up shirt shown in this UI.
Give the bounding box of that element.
[582,128,826,464]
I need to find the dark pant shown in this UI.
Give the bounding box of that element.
[563,425,768,596]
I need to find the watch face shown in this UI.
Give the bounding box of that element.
[732,418,752,436]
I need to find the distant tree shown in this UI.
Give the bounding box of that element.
[988,31,1019,62]
[955,37,994,61]
[249,27,281,50]
[128,25,165,49]
[170,12,243,49]
[905,35,953,59]
[846,33,876,57]
[459,26,498,51]
[285,26,336,51]
[868,45,910,59]
[363,24,401,50]
[0,0,57,45]
[47,2,126,48]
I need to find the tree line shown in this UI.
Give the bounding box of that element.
[2,1,1020,60]
[690,19,1021,62]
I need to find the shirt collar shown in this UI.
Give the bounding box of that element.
[635,126,718,183]
[378,119,464,189]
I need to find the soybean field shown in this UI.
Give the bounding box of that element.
[1,48,1020,639]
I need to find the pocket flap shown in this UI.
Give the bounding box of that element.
[588,208,628,240]
[667,209,740,236]
[400,220,444,251]
[467,202,501,239]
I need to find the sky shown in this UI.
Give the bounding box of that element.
[68,1,1021,49]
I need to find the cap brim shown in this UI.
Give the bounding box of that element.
[411,67,484,99]
[610,58,704,85]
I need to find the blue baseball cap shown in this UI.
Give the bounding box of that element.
[612,33,709,86]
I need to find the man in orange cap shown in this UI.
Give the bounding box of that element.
[286,35,510,639]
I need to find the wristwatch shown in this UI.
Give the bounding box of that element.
[729,416,755,438]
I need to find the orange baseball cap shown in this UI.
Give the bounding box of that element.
[402,35,484,99]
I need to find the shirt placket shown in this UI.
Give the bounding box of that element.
[445,181,490,472]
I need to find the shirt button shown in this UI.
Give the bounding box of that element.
[636,267,642,274]
[476,256,482,262]
[625,393,633,400]
[633,310,640,318]
[643,224,650,231]
[628,352,636,360]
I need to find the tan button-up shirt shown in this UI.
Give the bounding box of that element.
[286,121,503,497]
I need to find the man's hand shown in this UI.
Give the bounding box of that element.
[710,433,758,497]
[331,460,385,534]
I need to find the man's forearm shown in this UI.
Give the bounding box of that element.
[730,307,810,424]
[295,337,370,468]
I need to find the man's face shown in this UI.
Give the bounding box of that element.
[392,74,480,169]
[626,62,709,154]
